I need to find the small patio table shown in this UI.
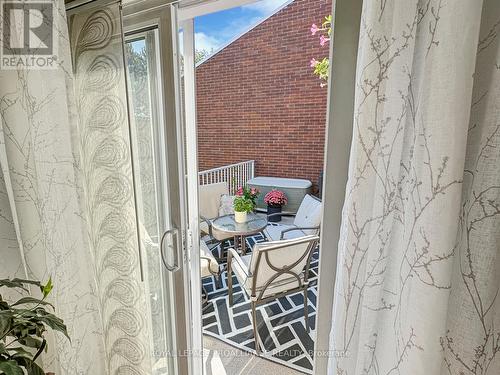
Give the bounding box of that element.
[211,213,267,256]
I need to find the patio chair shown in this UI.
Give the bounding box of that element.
[227,235,319,353]
[200,239,221,303]
[198,182,234,258]
[264,194,322,241]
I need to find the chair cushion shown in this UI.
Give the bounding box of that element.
[199,182,228,219]
[200,241,219,278]
[264,223,306,241]
[293,195,322,234]
[218,194,235,216]
[200,220,210,235]
[231,236,318,299]
[231,252,304,299]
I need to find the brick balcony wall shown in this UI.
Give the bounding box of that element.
[196,0,331,191]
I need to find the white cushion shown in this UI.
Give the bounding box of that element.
[293,195,322,234]
[230,235,318,299]
[200,241,219,278]
[200,220,210,235]
[218,194,235,216]
[230,250,303,299]
[199,182,228,219]
[264,223,306,241]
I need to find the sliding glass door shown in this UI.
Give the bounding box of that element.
[126,29,172,374]
[124,3,190,374]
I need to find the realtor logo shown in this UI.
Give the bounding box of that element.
[1,1,57,69]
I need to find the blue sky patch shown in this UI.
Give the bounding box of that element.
[194,0,289,53]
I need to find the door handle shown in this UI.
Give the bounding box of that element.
[160,228,181,272]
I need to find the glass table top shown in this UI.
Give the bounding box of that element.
[211,213,267,235]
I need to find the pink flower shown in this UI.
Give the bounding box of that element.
[264,189,288,206]
[236,187,244,196]
[310,58,319,68]
[320,35,330,47]
[310,23,319,35]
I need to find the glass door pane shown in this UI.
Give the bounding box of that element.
[126,30,170,374]
[124,11,189,371]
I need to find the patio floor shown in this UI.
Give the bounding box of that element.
[203,335,302,375]
[201,229,319,374]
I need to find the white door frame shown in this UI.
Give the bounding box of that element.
[314,0,362,373]
[179,16,204,375]
[123,2,191,374]
[178,3,261,374]
[178,0,362,374]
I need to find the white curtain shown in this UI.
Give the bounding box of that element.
[328,0,500,374]
[0,1,151,374]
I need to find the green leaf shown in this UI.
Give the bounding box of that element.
[26,362,44,375]
[11,298,53,309]
[18,336,43,350]
[0,279,41,292]
[0,360,24,375]
[7,346,32,358]
[40,278,52,299]
[0,312,12,338]
[36,313,69,339]
[31,339,46,362]
[13,358,44,375]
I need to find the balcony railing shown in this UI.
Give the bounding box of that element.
[199,160,255,195]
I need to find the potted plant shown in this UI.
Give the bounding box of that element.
[0,277,69,375]
[264,189,288,222]
[233,186,259,223]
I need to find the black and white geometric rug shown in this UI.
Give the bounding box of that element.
[201,233,319,374]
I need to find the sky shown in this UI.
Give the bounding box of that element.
[194,0,290,53]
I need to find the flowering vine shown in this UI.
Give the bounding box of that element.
[310,15,332,86]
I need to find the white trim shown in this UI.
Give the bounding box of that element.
[178,0,257,21]
[194,0,295,67]
[180,17,204,375]
[314,0,363,374]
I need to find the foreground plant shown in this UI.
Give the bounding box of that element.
[0,278,69,375]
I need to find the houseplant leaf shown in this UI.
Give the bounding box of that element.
[40,278,52,299]
[0,278,69,373]
[18,336,43,350]
[0,360,24,375]
[0,312,12,338]
[36,312,69,339]
[11,297,53,308]
[13,357,44,375]
[0,279,41,292]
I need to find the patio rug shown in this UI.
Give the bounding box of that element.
[201,232,319,374]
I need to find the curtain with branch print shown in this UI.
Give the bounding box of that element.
[0,0,107,373]
[328,0,500,374]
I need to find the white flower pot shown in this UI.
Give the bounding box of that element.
[234,211,247,223]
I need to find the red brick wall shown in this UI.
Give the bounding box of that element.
[196,0,330,190]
